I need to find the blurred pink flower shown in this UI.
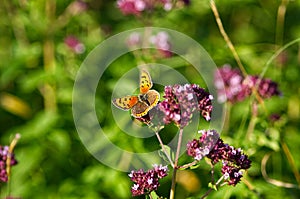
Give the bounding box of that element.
[117,0,146,16]
[149,31,173,57]
[64,36,85,54]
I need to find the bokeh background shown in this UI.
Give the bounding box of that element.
[0,0,300,198]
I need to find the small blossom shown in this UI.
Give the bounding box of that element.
[64,36,85,54]
[126,32,142,47]
[129,164,168,196]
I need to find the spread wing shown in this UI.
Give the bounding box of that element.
[140,70,153,94]
[146,90,160,109]
[112,96,138,110]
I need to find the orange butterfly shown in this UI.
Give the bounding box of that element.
[112,70,160,118]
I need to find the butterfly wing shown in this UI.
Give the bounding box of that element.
[112,96,138,110]
[146,90,160,108]
[131,101,149,118]
[140,70,153,94]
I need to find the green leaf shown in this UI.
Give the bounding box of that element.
[208,182,218,191]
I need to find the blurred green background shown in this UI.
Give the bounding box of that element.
[0,0,300,198]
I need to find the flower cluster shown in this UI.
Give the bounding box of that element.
[186,130,219,160]
[159,84,213,127]
[187,130,251,186]
[214,64,280,103]
[128,164,168,196]
[244,75,281,99]
[0,145,18,182]
[127,31,173,58]
[214,64,245,103]
[117,0,190,16]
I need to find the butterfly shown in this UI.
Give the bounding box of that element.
[112,70,160,118]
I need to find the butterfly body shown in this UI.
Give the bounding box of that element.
[112,70,160,118]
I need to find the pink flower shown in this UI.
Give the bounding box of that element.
[117,0,146,16]
[64,36,85,54]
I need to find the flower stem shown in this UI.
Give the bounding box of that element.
[210,0,247,77]
[178,160,198,169]
[275,0,289,48]
[155,131,174,168]
[281,140,300,186]
[210,0,269,110]
[246,101,258,140]
[169,127,184,199]
[6,133,21,181]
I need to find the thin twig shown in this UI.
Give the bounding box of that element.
[261,153,300,189]
[178,160,198,170]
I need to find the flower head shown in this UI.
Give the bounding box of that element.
[214,64,246,103]
[159,84,212,128]
[244,75,281,99]
[215,64,281,103]
[187,130,251,186]
[129,164,168,196]
[186,130,219,161]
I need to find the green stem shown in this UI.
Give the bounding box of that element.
[210,0,247,77]
[275,0,289,48]
[261,38,300,79]
[281,140,300,186]
[246,101,258,140]
[43,0,57,112]
[155,131,174,167]
[223,102,231,133]
[169,128,184,199]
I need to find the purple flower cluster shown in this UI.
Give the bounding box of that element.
[159,84,213,127]
[0,145,18,182]
[186,130,219,160]
[214,64,280,103]
[244,75,281,99]
[127,31,173,58]
[214,64,245,103]
[187,130,251,186]
[117,0,189,16]
[128,164,168,196]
